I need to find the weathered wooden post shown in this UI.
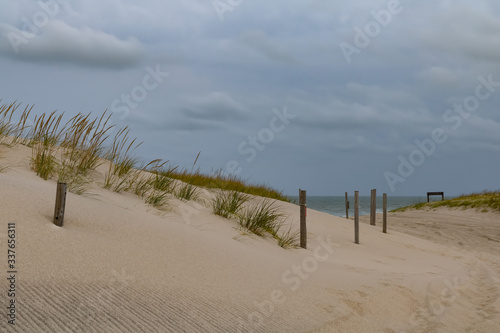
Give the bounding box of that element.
[383,193,387,234]
[299,189,307,249]
[54,182,67,227]
[345,192,349,219]
[354,191,359,244]
[370,189,376,226]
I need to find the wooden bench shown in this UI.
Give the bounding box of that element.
[427,192,444,202]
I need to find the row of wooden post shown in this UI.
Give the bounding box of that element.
[299,189,388,248]
[352,189,387,244]
[54,183,387,246]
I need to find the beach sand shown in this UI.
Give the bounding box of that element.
[1,144,499,332]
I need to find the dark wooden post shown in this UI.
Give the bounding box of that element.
[345,192,349,219]
[354,191,359,244]
[54,182,67,227]
[383,193,387,234]
[370,189,376,226]
[299,189,307,249]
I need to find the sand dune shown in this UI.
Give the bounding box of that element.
[1,144,499,332]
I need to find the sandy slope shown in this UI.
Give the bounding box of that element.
[0,143,499,332]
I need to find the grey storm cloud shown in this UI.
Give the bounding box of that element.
[180,92,248,121]
[0,0,499,195]
[0,20,144,68]
[127,92,248,132]
[239,30,296,64]
[419,5,500,63]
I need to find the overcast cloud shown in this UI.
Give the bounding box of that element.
[0,0,499,196]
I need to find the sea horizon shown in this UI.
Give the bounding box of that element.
[287,195,449,217]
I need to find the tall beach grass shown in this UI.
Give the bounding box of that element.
[0,101,289,201]
[1,100,298,247]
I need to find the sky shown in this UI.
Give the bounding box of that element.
[0,0,499,196]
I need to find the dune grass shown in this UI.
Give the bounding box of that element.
[212,190,249,218]
[103,127,142,192]
[58,112,114,194]
[169,168,289,202]
[30,111,66,180]
[0,102,16,139]
[237,198,299,248]
[212,192,299,248]
[145,189,169,208]
[237,198,284,236]
[28,111,115,192]
[174,183,200,201]
[130,172,152,198]
[274,221,300,249]
[61,112,113,174]
[1,101,298,247]
[0,101,288,203]
[0,101,33,145]
[151,164,177,193]
[392,191,500,213]
[57,160,92,195]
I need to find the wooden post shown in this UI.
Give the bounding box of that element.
[345,192,349,219]
[383,193,387,234]
[354,191,359,244]
[299,189,307,249]
[370,189,376,226]
[54,182,67,227]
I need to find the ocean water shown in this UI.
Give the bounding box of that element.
[287,196,433,217]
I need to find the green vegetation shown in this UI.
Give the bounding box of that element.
[145,189,169,208]
[392,191,500,213]
[1,101,289,202]
[273,221,300,249]
[0,101,33,145]
[212,190,249,218]
[0,101,297,248]
[130,173,152,198]
[168,151,289,202]
[174,183,200,201]
[237,199,283,236]
[236,198,299,248]
[168,168,289,202]
[103,127,141,192]
[211,191,299,248]
[61,112,112,174]
[30,111,65,180]
[0,101,293,247]
[58,112,114,194]
[150,164,177,193]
